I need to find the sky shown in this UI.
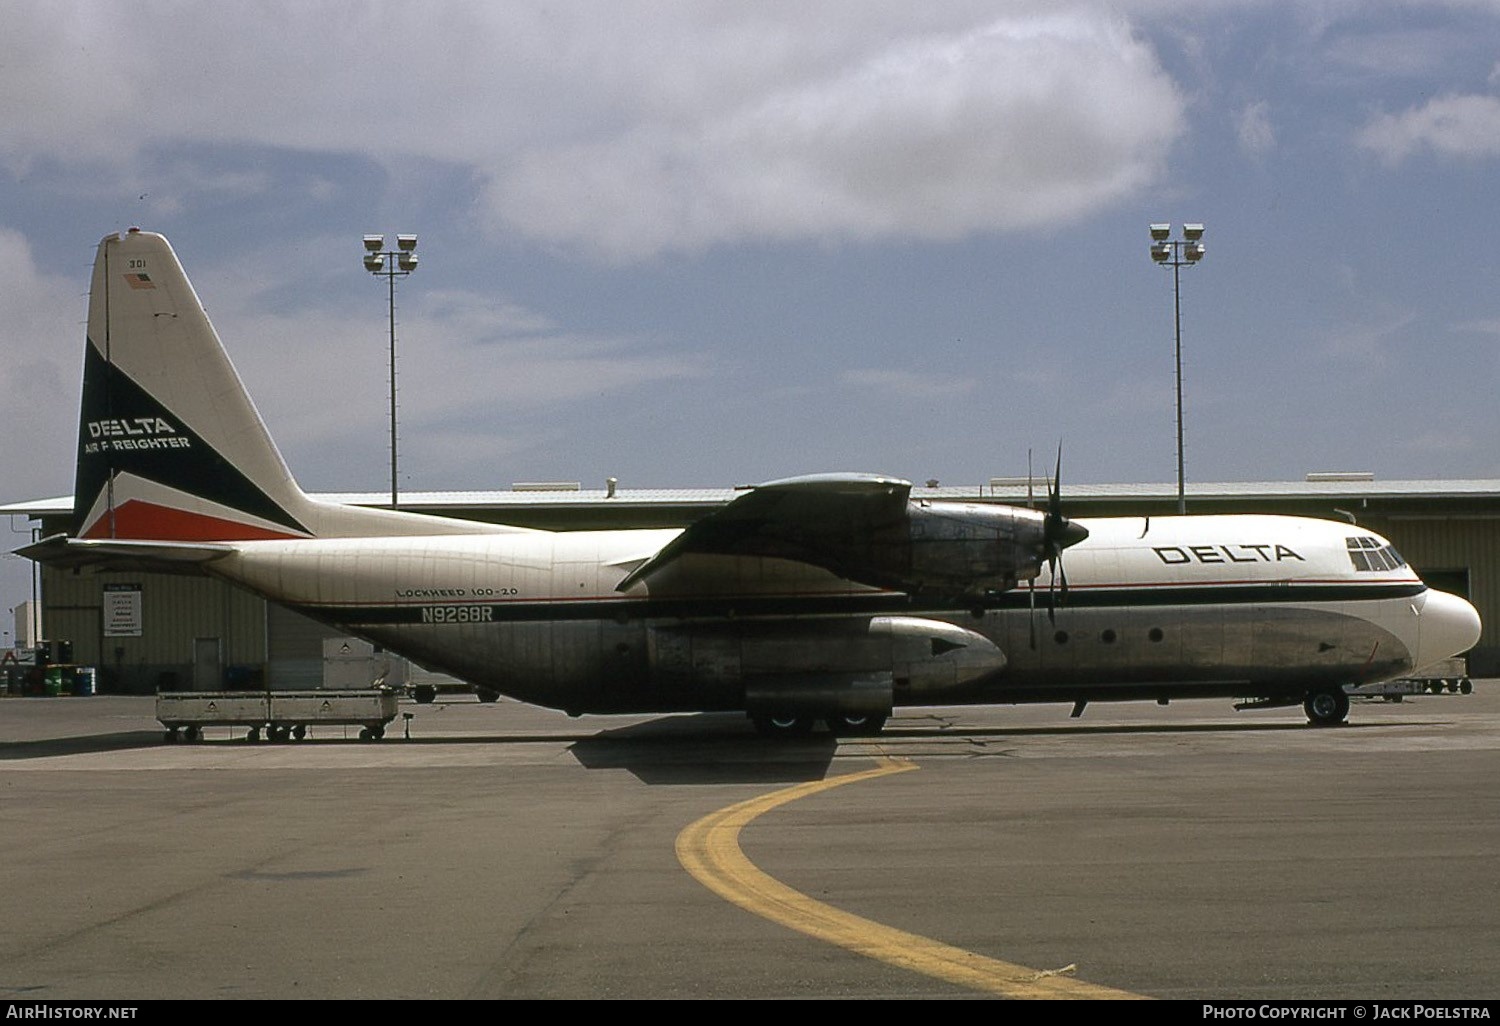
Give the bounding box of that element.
[4,0,1500,627]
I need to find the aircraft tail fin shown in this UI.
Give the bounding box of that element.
[73,229,321,542]
[70,229,511,544]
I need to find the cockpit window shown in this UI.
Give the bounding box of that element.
[1346,536,1406,572]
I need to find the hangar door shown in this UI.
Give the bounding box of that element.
[265,601,335,689]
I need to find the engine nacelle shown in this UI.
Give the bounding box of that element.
[900,502,1050,595]
[870,615,1007,695]
[649,615,1006,715]
[816,501,1062,598]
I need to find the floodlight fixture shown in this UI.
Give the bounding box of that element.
[1150,223,1171,241]
[397,234,418,251]
[1182,223,1205,241]
[363,234,385,252]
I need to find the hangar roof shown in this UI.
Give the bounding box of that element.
[7,477,1500,522]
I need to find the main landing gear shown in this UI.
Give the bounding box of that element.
[824,712,888,737]
[749,712,889,738]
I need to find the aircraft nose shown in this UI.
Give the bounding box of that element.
[1416,589,1482,673]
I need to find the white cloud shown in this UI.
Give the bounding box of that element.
[0,6,1184,262]
[1454,317,1500,337]
[1319,310,1417,368]
[487,14,1185,259]
[0,229,87,501]
[1235,101,1274,157]
[841,368,978,400]
[1399,429,1476,456]
[212,282,705,487]
[1359,93,1500,162]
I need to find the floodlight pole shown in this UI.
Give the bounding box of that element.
[363,235,418,509]
[1149,224,1205,515]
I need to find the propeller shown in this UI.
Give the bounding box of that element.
[1029,445,1089,647]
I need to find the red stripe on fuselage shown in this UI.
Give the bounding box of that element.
[81,499,303,541]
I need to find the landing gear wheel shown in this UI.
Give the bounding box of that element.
[751,713,814,738]
[1304,688,1350,727]
[824,713,889,737]
[246,726,262,743]
[475,689,500,703]
[413,685,437,705]
[184,725,202,743]
[291,724,306,741]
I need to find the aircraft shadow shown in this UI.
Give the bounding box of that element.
[568,715,840,785]
[881,719,1327,740]
[0,730,170,760]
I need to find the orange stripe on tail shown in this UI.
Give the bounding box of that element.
[81,500,304,542]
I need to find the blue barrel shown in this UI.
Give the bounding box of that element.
[73,667,96,696]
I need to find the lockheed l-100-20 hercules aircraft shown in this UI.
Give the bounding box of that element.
[21,229,1482,735]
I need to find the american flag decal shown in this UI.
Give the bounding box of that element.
[124,273,155,290]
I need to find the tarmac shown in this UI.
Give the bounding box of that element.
[2,686,1498,1000]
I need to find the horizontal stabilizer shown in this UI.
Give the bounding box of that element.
[18,533,237,574]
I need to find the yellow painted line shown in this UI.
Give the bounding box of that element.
[676,753,1146,999]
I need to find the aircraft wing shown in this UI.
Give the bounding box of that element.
[616,473,912,591]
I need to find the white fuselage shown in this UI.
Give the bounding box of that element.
[204,513,1479,716]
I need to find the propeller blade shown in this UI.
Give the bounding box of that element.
[1028,576,1038,649]
[1050,445,1062,517]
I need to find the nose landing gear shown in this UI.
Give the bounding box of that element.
[1303,688,1350,727]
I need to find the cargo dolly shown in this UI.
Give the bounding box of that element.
[157,688,401,742]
